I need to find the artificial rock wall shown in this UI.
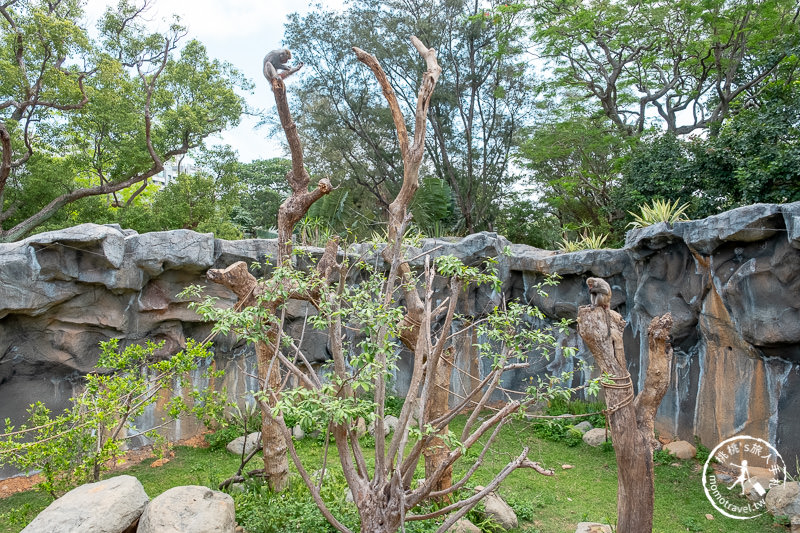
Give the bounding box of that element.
[1,202,799,479]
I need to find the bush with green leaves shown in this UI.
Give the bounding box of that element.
[528,398,606,446]
[694,436,712,464]
[0,339,225,497]
[653,448,676,465]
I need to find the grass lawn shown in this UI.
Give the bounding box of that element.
[0,417,785,533]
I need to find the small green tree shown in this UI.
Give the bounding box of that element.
[233,158,291,238]
[0,339,225,497]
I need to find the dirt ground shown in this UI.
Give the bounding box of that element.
[0,433,209,499]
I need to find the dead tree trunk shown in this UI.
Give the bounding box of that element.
[206,62,331,492]
[250,38,559,533]
[578,305,673,533]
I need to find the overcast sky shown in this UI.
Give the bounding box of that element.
[84,0,342,162]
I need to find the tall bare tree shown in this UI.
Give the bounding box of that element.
[206,54,332,491]
[198,37,577,533]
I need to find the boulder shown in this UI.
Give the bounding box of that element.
[447,518,481,533]
[368,415,400,437]
[226,432,261,456]
[385,415,400,433]
[22,475,148,533]
[292,425,305,440]
[766,482,800,518]
[481,491,517,530]
[664,440,696,460]
[582,428,609,447]
[354,417,367,438]
[136,485,235,533]
[575,523,613,533]
[572,421,593,434]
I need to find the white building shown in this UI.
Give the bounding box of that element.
[152,161,200,187]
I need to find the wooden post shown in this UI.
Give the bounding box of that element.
[578,301,673,533]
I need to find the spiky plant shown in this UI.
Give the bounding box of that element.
[627,199,690,229]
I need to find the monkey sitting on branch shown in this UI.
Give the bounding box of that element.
[263,48,304,81]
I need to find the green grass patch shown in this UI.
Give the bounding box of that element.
[0,418,781,533]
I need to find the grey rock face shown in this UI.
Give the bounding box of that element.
[2,201,800,479]
[136,485,235,533]
[22,475,148,533]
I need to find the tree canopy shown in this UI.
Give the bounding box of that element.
[0,0,247,242]
[284,0,531,236]
[1,0,798,248]
[528,0,800,135]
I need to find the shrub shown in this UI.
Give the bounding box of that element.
[0,340,225,497]
[565,427,585,447]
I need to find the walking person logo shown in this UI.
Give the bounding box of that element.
[702,435,787,519]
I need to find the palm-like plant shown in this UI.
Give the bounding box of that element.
[558,231,609,252]
[627,199,691,229]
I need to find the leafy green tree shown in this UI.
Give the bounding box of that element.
[233,158,291,238]
[0,0,247,242]
[285,0,531,235]
[494,193,561,248]
[516,112,632,243]
[527,0,800,135]
[621,79,800,219]
[112,146,244,238]
[620,133,701,215]
[702,81,800,206]
[148,172,240,238]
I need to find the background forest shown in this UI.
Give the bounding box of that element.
[1,0,798,247]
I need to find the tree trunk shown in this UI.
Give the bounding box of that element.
[424,346,454,499]
[356,474,405,533]
[206,261,290,491]
[256,337,290,491]
[578,304,672,533]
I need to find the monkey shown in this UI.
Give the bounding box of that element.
[586,277,611,309]
[263,48,303,81]
[587,277,612,337]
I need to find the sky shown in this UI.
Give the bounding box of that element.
[83,0,343,162]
